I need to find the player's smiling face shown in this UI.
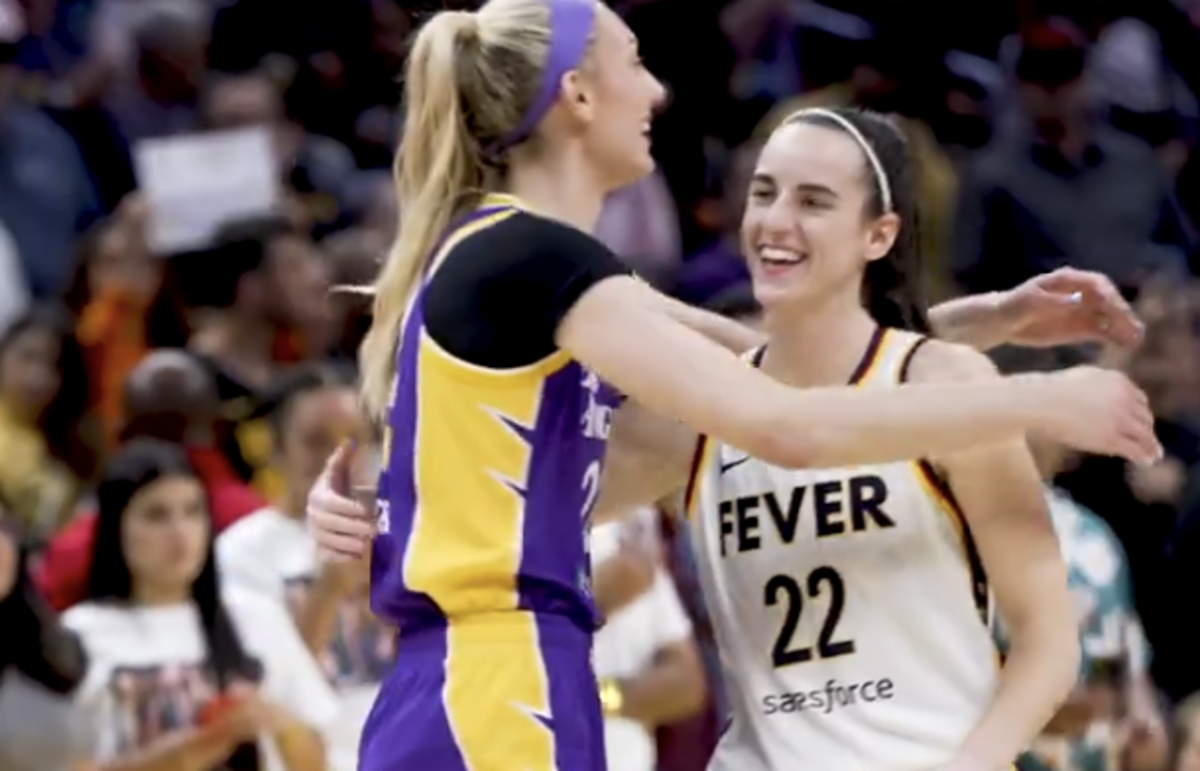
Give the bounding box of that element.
[573,5,665,190]
[740,121,898,311]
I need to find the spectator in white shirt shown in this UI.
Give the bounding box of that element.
[67,439,336,771]
[218,363,386,771]
[591,512,707,771]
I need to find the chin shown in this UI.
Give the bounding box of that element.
[751,280,790,310]
[601,146,656,191]
[171,561,207,589]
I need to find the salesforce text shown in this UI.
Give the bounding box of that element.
[762,677,895,715]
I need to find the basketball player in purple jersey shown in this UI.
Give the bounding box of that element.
[318,0,1158,769]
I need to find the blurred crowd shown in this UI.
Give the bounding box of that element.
[2,0,1200,770]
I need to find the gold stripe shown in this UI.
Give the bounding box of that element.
[911,460,990,626]
[684,436,715,520]
[427,207,518,276]
[850,327,890,387]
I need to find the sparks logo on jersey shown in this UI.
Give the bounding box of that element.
[376,497,391,534]
[580,369,612,441]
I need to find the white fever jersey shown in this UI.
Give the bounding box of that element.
[686,327,1000,771]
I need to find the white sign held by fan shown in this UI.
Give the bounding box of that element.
[135,127,281,254]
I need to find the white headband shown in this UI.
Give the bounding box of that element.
[781,108,893,212]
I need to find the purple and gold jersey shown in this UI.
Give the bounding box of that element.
[361,196,619,771]
[370,193,622,626]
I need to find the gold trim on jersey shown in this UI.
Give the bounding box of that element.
[910,459,990,626]
[848,326,889,387]
[896,334,1003,667]
[415,203,573,383]
[895,334,992,629]
[396,201,562,771]
[683,435,715,519]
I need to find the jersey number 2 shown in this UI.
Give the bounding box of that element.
[764,567,855,667]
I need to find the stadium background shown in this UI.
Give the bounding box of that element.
[2,0,1200,769]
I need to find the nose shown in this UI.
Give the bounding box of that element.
[760,194,800,238]
[649,73,669,112]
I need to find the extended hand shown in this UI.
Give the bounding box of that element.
[1000,268,1143,349]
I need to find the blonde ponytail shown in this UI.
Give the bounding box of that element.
[359,10,485,418]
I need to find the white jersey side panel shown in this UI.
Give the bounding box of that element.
[687,329,1000,771]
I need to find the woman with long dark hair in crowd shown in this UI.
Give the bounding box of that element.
[0,304,95,544]
[64,439,336,771]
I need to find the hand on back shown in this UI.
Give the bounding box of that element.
[307,444,375,561]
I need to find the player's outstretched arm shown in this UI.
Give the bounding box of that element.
[907,341,1078,771]
[593,402,696,523]
[558,276,1161,470]
[656,267,1142,355]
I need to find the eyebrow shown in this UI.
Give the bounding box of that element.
[750,174,839,197]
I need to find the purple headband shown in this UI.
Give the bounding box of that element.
[488,0,596,154]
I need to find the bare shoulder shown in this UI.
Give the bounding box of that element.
[904,337,1000,385]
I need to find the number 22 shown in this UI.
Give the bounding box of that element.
[764,566,855,667]
[580,460,601,523]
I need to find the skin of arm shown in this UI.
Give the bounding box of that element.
[596,289,1021,522]
[293,573,346,657]
[591,540,656,616]
[593,401,696,524]
[1123,670,1169,771]
[559,276,1142,472]
[293,561,368,656]
[98,725,240,771]
[908,341,1079,771]
[271,718,327,771]
[662,283,1013,353]
[99,712,326,771]
[925,293,1007,350]
[608,639,707,726]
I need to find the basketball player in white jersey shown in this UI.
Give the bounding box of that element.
[597,106,1078,771]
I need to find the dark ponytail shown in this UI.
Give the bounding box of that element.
[785,107,931,334]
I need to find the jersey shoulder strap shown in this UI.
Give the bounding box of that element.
[858,329,930,387]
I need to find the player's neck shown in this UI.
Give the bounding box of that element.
[279,488,306,521]
[130,581,191,608]
[503,152,606,233]
[761,300,879,389]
